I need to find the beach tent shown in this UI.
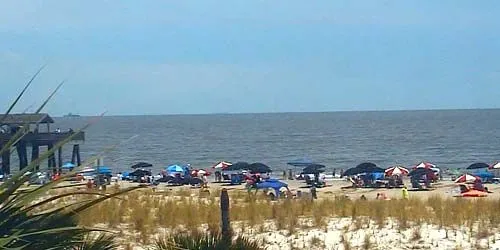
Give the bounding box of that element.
[343,162,384,176]
[287,157,316,167]
[62,162,76,170]
[131,162,153,169]
[467,163,489,170]
[473,170,494,180]
[213,161,232,170]
[248,163,272,173]
[385,165,409,176]
[254,179,289,197]
[454,174,480,183]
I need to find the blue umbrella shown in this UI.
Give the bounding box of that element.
[62,162,76,169]
[287,157,315,167]
[255,179,288,190]
[95,166,112,174]
[166,164,185,173]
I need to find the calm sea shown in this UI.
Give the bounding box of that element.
[45,109,500,174]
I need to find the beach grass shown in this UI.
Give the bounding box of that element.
[73,187,500,247]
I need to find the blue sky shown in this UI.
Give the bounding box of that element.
[1,1,499,115]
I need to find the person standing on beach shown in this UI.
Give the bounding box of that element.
[402,186,409,199]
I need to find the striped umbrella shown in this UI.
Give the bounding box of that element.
[213,161,232,170]
[385,166,409,176]
[454,174,480,183]
[489,162,500,169]
[414,162,436,169]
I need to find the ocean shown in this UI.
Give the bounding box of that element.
[46,109,500,174]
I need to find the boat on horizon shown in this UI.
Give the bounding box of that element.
[63,113,81,118]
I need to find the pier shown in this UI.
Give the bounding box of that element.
[0,113,84,174]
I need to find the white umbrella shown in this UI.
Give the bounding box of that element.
[490,162,500,169]
[213,161,232,170]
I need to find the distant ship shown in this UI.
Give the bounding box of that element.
[63,113,81,118]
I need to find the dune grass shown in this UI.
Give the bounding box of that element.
[75,188,500,247]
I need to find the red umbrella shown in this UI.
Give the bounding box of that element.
[489,162,500,169]
[413,162,436,169]
[454,174,480,183]
[213,161,232,170]
[385,166,409,176]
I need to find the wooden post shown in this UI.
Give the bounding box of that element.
[48,144,56,175]
[1,147,10,175]
[16,142,28,170]
[71,144,81,165]
[57,147,62,174]
[220,188,231,241]
[31,144,39,171]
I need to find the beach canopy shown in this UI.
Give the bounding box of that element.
[248,163,272,173]
[301,164,326,174]
[489,162,500,169]
[131,162,153,169]
[343,162,384,176]
[62,162,76,169]
[287,157,316,167]
[166,164,185,173]
[213,161,232,170]
[454,174,480,183]
[385,165,409,176]
[413,162,436,169]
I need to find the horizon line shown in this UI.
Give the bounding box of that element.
[51,107,500,118]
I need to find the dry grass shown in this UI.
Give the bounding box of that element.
[74,188,500,246]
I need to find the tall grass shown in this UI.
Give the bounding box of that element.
[77,188,500,247]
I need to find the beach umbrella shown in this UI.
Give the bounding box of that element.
[192,169,211,176]
[248,163,272,174]
[287,157,315,167]
[301,164,326,174]
[489,162,500,169]
[225,162,250,171]
[385,166,409,176]
[408,168,434,177]
[454,174,480,183]
[62,162,76,169]
[95,166,112,174]
[131,162,153,169]
[467,163,489,170]
[255,179,288,190]
[213,161,232,170]
[344,162,384,176]
[166,164,185,173]
[413,162,436,169]
[129,169,151,177]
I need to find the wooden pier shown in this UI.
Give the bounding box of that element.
[0,113,84,175]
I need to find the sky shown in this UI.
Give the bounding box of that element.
[1,1,499,116]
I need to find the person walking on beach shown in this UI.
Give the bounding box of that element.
[402,185,409,200]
